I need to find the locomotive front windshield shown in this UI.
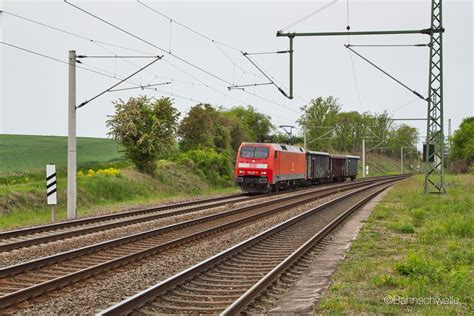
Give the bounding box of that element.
[240,147,269,158]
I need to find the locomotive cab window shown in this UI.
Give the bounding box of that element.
[240,147,255,158]
[240,147,269,158]
[255,148,269,158]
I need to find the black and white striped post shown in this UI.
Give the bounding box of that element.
[46,164,58,222]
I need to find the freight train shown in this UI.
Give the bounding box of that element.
[235,142,359,193]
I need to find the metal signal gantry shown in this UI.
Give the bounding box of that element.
[277,0,445,194]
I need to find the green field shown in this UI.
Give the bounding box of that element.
[319,174,473,314]
[0,134,123,172]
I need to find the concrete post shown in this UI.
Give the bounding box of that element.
[362,138,366,177]
[401,146,404,174]
[67,50,77,219]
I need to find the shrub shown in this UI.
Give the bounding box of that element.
[107,96,180,175]
[96,167,120,177]
[177,149,233,186]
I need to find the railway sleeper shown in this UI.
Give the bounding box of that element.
[196,276,257,285]
[147,302,225,313]
[171,291,240,300]
[205,270,265,277]
[179,285,243,294]
[162,295,235,305]
[187,281,250,289]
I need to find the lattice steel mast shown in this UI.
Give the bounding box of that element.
[424,0,445,194]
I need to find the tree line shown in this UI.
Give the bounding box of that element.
[107,96,273,184]
[298,97,419,157]
[107,95,420,181]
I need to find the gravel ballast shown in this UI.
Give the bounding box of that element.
[3,189,356,314]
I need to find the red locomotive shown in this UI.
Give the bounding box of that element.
[235,142,359,193]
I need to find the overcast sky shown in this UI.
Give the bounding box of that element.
[1,0,472,145]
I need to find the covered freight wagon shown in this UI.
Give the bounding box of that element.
[306,151,330,183]
[346,155,360,180]
[329,154,348,182]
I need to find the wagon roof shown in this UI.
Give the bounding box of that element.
[307,151,330,156]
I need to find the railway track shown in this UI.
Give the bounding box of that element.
[0,176,393,253]
[0,176,402,309]
[0,193,253,252]
[97,178,400,315]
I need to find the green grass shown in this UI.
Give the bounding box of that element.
[317,174,473,315]
[361,152,416,176]
[0,134,123,172]
[0,160,238,229]
[0,134,240,230]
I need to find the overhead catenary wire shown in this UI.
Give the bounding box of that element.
[349,52,364,111]
[64,0,233,85]
[77,56,163,109]
[136,0,259,79]
[0,39,287,121]
[0,40,191,109]
[4,7,297,120]
[243,51,291,56]
[346,0,350,30]
[345,44,426,100]
[108,81,171,92]
[278,0,338,32]
[2,9,238,98]
[388,97,419,114]
[136,0,300,101]
[228,82,272,90]
[0,41,145,82]
[1,10,156,56]
[348,44,430,47]
[76,55,160,58]
[64,0,299,114]
[0,41,205,113]
[136,0,241,52]
[242,52,290,98]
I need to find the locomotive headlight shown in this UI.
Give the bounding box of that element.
[261,171,267,175]
[239,170,244,174]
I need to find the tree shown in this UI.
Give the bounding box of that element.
[178,104,231,152]
[297,96,341,151]
[106,96,180,175]
[386,124,419,158]
[450,117,474,167]
[297,96,421,157]
[225,106,274,144]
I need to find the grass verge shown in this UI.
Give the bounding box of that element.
[0,160,238,230]
[318,174,473,315]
